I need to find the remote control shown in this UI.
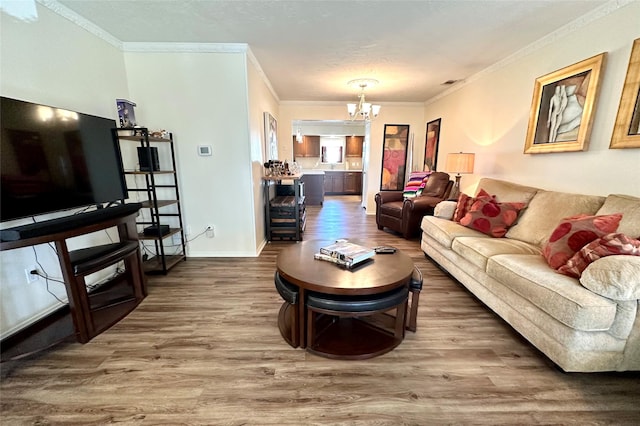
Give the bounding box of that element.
[374,246,397,254]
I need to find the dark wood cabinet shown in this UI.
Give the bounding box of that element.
[301,173,324,206]
[0,206,147,352]
[346,136,364,157]
[324,171,361,195]
[323,172,342,194]
[344,172,362,194]
[293,135,320,158]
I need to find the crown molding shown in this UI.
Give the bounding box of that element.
[281,100,422,107]
[38,0,122,49]
[121,42,247,53]
[426,0,634,105]
[247,47,280,102]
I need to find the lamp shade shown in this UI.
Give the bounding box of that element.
[445,152,475,174]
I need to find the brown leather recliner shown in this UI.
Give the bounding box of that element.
[375,172,453,239]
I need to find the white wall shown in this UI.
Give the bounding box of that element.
[0,4,129,337]
[279,102,425,212]
[246,54,280,253]
[424,1,640,197]
[123,48,259,257]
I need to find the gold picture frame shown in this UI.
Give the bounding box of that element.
[610,38,640,149]
[524,53,606,154]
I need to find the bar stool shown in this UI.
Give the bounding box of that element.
[274,271,300,348]
[306,286,408,352]
[406,266,423,332]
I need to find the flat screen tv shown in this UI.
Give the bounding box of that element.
[1,97,128,222]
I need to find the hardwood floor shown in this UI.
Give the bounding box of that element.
[2,195,639,425]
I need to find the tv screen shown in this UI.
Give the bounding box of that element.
[1,97,128,222]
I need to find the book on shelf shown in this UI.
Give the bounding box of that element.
[318,240,375,268]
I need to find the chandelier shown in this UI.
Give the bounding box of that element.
[347,78,381,120]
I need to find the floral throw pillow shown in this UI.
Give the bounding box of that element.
[452,188,493,222]
[542,213,623,270]
[557,233,640,278]
[459,198,525,237]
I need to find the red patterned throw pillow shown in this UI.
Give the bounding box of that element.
[453,189,493,222]
[557,233,640,278]
[459,198,525,237]
[542,213,623,270]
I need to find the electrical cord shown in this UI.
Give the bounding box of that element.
[31,247,67,305]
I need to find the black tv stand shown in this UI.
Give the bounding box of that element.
[0,205,147,360]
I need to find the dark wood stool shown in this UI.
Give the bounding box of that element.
[306,286,408,359]
[406,266,423,332]
[274,271,300,348]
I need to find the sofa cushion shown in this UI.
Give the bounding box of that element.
[558,233,640,278]
[486,254,617,331]
[542,213,623,270]
[453,189,492,222]
[459,198,525,237]
[580,255,640,301]
[434,200,457,219]
[505,190,605,247]
[596,194,640,238]
[475,178,539,203]
[420,216,488,249]
[452,236,541,271]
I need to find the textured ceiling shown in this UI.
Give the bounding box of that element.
[55,0,611,102]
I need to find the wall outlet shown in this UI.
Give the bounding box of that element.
[25,265,38,284]
[206,225,215,238]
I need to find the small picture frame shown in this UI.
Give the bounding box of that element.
[264,112,278,161]
[523,53,606,154]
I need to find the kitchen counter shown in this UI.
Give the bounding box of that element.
[304,169,363,173]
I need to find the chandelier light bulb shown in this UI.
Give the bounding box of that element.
[346,78,381,121]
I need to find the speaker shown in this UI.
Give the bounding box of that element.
[143,225,170,236]
[137,147,160,171]
[0,203,142,242]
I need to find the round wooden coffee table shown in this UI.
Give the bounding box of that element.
[276,240,415,359]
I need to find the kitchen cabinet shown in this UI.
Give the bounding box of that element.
[324,171,362,195]
[293,135,320,158]
[344,172,363,194]
[346,136,364,157]
[301,173,324,206]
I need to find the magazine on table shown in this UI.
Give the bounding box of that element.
[317,240,375,268]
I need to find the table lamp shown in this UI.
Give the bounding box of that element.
[445,152,475,200]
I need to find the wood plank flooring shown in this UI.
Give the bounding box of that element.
[2,196,640,425]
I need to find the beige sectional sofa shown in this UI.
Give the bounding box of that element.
[420,178,640,372]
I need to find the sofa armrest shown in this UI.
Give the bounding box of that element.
[375,191,404,205]
[405,195,443,213]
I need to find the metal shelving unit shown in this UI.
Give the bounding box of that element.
[113,127,186,274]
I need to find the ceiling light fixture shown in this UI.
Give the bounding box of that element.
[347,78,381,121]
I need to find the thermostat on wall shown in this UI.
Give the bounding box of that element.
[198,145,212,156]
